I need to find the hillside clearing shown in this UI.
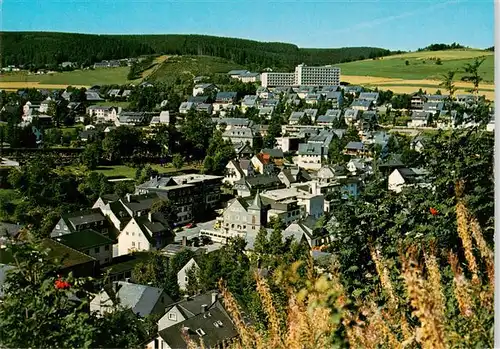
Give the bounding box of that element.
[148,55,243,85]
[338,50,494,83]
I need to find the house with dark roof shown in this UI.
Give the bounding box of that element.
[53,229,115,265]
[149,294,237,349]
[408,111,431,128]
[344,108,360,125]
[192,83,218,97]
[117,212,172,257]
[324,91,343,108]
[278,167,312,187]
[224,159,255,185]
[90,281,174,318]
[50,208,109,238]
[222,126,256,147]
[251,153,274,175]
[297,143,325,170]
[117,112,148,126]
[351,99,372,111]
[40,238,99,277]
[344,141,369,156]
[388,167,430,193]
[317,109,341,127]
[213,92,238,113]
[234,142,254,158]
[233,175,284,197]
[222,195,265,234]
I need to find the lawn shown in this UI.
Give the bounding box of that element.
[0,67,138,87]
[94,164,201,179]
[148,55,243,85]
[337,49,494,83]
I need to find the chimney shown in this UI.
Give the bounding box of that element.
[148,211,152,222]
[125,193,132,203]
[201,304,207,313]
[211,292,218,305]
[182,236,187,247]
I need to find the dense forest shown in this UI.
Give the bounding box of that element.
[417,42,466,51]
[1,31,392,70]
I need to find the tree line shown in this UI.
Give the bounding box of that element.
[2,32,392,70]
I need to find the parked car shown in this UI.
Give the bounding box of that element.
[185,222,196,229]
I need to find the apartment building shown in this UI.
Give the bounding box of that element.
[261,64,341,87]
[261,72,296,88]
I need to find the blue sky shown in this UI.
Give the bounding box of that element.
[3,0,494,51]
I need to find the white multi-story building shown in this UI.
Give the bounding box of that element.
[294,64,340,86]
[261,72,296,88]
[261,64,341,87]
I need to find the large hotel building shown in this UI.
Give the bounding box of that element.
[261,63,341,87]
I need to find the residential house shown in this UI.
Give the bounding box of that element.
[213,92,238,113]
[350,99,372,111]
[323,91,343,108]
[260,148,284,166]
[251,153,274,175]
[296,86,316,99]
[278,167,312,188]
[289,111,306,125]
[192,83,218,97]
[193,76,209,84]
[87,106,119,124]
[358,92,379,105]
[233,175,284,197]
[150,297,237,349]
[212,117,253,130]
[282,222,317,249]
[344,109,360,125]
[377,155,406,175]
[118,112,148,126]
[260,187,325,222]
[343,86,363,95]
[179,102,195,114]
[224,159,254,185]
[117,213,171,257]
[85,91,104,102]
[50,209,110,238]
[157,292,221,331]
[222,127,256,147]
[234,143,254,158]
[258,106,274,119]
[256,87,272,99]
[259,98,279,108]
[221,195,265,234]
[408,111,431,128]
[422,102,444,114]
[241,95,258,112]
[121,90,132,99]
[177,258,199,292]
[99,252,150,282]
[304,109,319,123]
[305,93,322,105]
[195,103,213,114]
[316,110,341,127]
[227,70,250,78]
[388,168,429,193]
[150,111,171,127]
[236,72,261,83]
[426,94,448,103]
[90,281,174,317]
[297,143,324,171]
[53,229,114,265]
[411,94,427,110]
[23,101,41,116]
[344,141,368,157]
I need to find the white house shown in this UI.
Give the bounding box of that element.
[116,214,169,257]
[177,258,199,292]
[87,106,119,124]
[388,168,429,193]
[297,143,325,171]
[251,154,274,175]
[192,83,218,97]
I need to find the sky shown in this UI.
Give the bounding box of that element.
[2,0,495,51]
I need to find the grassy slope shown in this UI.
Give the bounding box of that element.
[0,67,135,87]
[337,49,494,82]
[148,55,243,84]
[94,164,200,178]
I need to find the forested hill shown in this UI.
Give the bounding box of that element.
[1,31,392,69]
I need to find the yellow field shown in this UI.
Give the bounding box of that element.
[0,81,89,91]
[342,75,495,101]
[379,49,492,61]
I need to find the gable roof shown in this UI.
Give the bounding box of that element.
[298,143,323,156]
[159,303,237,349]
[55,229,115,251]
[345,141,365,151]
[261,148,284,158]
[40,238,97,269]
[104,281,173,317]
